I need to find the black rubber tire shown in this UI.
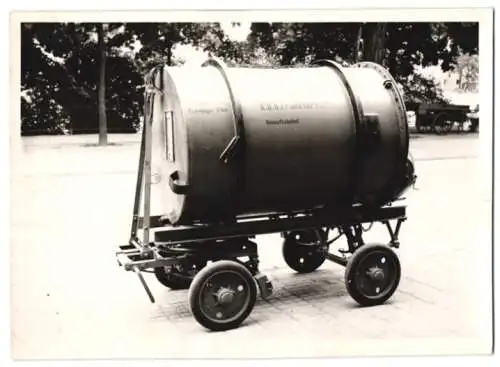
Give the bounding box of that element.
[154,261,206,290]
[344,243,401,307]
[282,229,326,273]
[188,260,257,332]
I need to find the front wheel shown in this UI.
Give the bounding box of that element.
[188,260,257,331]
[344,243,401,307]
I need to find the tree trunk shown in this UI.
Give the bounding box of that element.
[97,23,108,145]
[166,42,173,66]
[354,24,363,62]
[362,23,388,65]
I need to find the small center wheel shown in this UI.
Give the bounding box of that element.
[282,229,327,273]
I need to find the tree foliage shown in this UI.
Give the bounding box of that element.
[244,22,361,65]
[400,74,450,110]
[238,22,478,106]
[123,22,225,72]
[21,21,479,136]
[454,53,479,92]
[21,22,142,135]
[21,23,84,135]
[245,22,477,70]
[21,22,225,136]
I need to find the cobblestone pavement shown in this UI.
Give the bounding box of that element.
[10,133,492,359]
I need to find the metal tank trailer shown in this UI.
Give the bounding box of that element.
[116,57,417,332]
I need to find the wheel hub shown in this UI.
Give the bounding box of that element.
[366,266,385,282]
[216,287,236,304]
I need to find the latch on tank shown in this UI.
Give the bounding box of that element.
[360,113,381,151]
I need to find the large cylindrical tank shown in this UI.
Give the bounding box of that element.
[149,58,413,225]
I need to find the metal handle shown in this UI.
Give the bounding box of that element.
[219,135,241,163]
[169,170,189,195]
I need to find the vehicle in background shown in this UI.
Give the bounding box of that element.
[406,102,479,134]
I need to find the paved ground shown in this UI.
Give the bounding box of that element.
[10,132,492,359]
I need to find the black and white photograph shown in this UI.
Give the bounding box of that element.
[6,5,494,363]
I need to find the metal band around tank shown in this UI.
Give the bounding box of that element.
[202,57,246,164]
[312,59,365,204]
[202,57,246,217]
[354,62,409,203]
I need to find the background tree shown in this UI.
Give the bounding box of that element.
[455,54,479,92]
[21,21,479,137]
[244,22,478,106]
[122,22,225,72]
[360,23,388,64]
[21,23,84,136]
[20,22,227,137]
[97,23,108,145]
[21,22,141,137]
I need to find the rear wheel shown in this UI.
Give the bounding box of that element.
[154,260,206,290]
[344,243,401,307]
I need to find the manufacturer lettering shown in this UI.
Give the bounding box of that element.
[260,102,329,112]
[265,118,300,125]
[188,106,229,114]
